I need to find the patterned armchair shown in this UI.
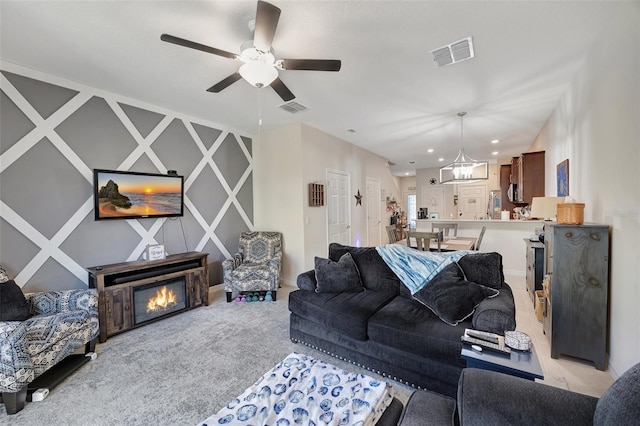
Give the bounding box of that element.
[0,289,99,414]
[222,231,282,302]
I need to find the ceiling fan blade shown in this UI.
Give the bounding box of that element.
[207,73,242,92]
[161,34,237,60]
[253,1,281,52]
[270,78,295,102]
[280,59,342,72]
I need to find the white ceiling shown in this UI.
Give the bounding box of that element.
[0,1,619,176]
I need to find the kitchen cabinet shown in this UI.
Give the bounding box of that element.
[543,223,609,370]
[500,164,516,213]
[515,151,545,204]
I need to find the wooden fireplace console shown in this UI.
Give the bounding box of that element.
[87,252,209,343]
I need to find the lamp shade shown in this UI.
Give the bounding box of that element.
[439,148,488,184]
[239,62,278,88]
[439,112,489,184]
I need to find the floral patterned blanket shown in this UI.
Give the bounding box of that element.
[198,352,393,426]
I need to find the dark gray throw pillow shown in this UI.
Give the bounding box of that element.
[315,252,364,293]
[0,279,32,321]
[413,262,499,326]
[328,243,401,293]
[457,252,505,289]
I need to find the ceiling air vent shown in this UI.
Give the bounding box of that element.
[279,101,308,114]
[431,37,474,67]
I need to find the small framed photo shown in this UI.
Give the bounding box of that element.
[146,244,166,261]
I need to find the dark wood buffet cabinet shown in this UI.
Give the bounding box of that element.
[543,224,609,370]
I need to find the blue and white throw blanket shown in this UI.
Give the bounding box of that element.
[376,244,472,294]
[199,352,393,426]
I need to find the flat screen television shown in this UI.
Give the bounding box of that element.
[94,169,184,220]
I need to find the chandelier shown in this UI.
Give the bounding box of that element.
[439,112,488,184]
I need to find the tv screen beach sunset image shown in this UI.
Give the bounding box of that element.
[96,171,183,219]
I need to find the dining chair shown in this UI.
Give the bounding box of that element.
[474,226,486,251]
[407,231,441,252]
[386,225,401,243]
[432,222,458,236]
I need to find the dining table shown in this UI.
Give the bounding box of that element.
[395,236,477,251]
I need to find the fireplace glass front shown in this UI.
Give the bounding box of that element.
[133,278,187,325]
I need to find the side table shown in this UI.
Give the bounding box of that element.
[461,343,544,381]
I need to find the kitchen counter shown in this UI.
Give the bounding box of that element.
[415,219,546,275]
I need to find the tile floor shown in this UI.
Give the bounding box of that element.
[506,273,614,397]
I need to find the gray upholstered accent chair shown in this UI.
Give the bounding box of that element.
[456,362,640,425]
[222,231,282,302]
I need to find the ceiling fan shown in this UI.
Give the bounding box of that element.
[161,0,341,102]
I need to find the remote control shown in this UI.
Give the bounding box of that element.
[461,335,511,355]
[465,329,500,344]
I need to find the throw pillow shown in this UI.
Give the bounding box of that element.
[457,252,505,289]
[0,280,32,321]
[413,262,499,326]
[328,243,401,293]
[315,252,364,293]
[0,264,9,283]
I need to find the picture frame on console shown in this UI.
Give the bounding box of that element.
[146,244,166,261]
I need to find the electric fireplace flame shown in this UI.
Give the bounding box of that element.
[146,286,178,312]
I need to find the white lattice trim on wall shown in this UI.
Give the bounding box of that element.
[0,63,254,288]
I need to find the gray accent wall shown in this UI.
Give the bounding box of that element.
[0,68,253,292]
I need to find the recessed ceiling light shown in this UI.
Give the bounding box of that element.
[405,172,410,176]
[491,139,499,144]
[438,157,444,162]
[492,151,499,155]
[427,149,434,153]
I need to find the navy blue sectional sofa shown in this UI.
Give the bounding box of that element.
[288,243,516,398]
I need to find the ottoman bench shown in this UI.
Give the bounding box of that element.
[198,352,399,425]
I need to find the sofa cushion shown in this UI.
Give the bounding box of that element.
[289,289,396,341]
[472,283,516,335]
[24,310,93,355]
[328,243,401,293]
[368,296,468,367]
[594,362,640,425]
[458,252,504,289]
[0,279,31,321]
[413,263,499,326]
[398,390,456,426]
[314,253,363,293]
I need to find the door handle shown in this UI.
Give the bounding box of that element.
[346,225,351,228]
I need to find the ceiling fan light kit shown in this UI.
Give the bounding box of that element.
[239,61,278,88]
[160,0,341,101]
[439,112,489,184]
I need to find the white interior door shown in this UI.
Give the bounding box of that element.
[458,184,488,219]
[421,186,444,218]
[327,170,350,244]
[366,177,381,246]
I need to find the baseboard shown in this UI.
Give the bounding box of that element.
[504,269,525,277]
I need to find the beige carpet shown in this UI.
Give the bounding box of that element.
[1,285,412,425]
